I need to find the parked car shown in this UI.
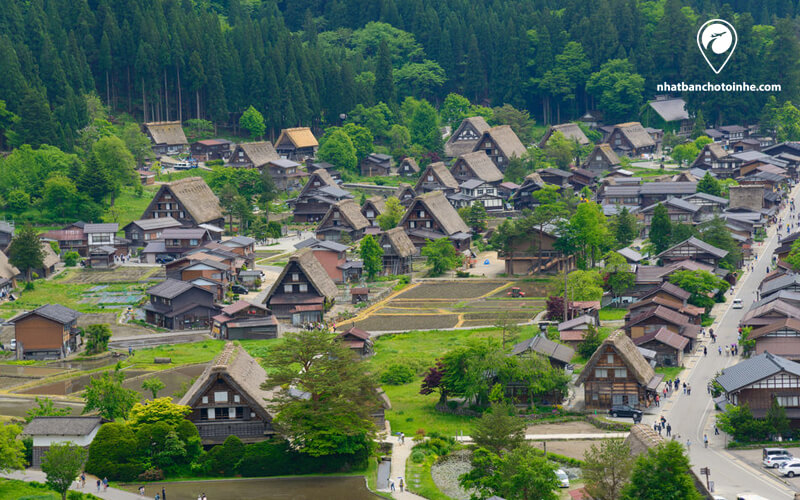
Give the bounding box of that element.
[608,405,642,418]
[778,461,800,477]
[763,447,790,460]
[231,284,249,295]
[555,469,569,488]
[763,454,795,468]
[156,255,175,264]
[732,298,743,309]
[9,339,16,351]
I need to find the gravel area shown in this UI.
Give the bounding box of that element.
[431,449,474,500]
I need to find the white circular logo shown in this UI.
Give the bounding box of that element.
[700,22,733,54]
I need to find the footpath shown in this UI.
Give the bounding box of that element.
[1,469,140,500]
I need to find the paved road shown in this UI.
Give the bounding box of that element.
[658,187,799,499]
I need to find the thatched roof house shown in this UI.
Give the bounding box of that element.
[445,116,491,158]
[316,199,370,242]
[415,162,460,194]
[141,176,224,227]
[400,191,471,250]
[450,151,504,184]
[538,123,590,148]
[143,121,188,154]
[263,248,338,321]
[228,141,279,169]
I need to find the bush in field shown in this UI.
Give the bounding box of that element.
[380,363,416,385]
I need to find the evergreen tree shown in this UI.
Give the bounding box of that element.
[374,40,395,105]
[359,234,384,280]
[691,110,706,139]
[15,88,56,148]
[614,206,637,247]
[649,203,672,254]
[409,100,442,152]
[7,225,44,281]
[697,172,722,197]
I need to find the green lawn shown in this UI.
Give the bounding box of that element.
[155,168,212,183]
[123,340,225,370]
[0,479,101,499]
[598,307,628,321]
[655,365,684,380]
[406,453,451,500]
[103,184,158,228]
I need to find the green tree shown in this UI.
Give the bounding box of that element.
[85,422,142,481]
[0,423,26,472]
[649,203,672,254]
[262,329,380,460]
[14,88,57,148]
[716,403,768,442]
[458,202,488,233]
[697,217,741,270]
[586,59,645,123]
[84,324,111,354]
[82,368,139,421]
[6,189,29,213]
[377,197,404,230]
[614,206,638,247]
[604,251,635,298]
[421,238,462,276]
[409,100,442,152]
[359,234,384,280]
[472,402,526,454]
[119,122,154,168]
[621,440,701,500]
[691,110,707,139]
[374,39,395,104]
[668,269,729,310]
[766,397,791,438]
[491,104,535,144]
[141,378,166,399]
[559,270,604,302]
[570,201,609,267]
[395,60,446,100]
[342,123,374,163]
[8,225,44,281]
[25,397,71,422]
[317,128,358,172]
[577,324,603,359]
[504,156,527,184]
[583,439,635,500]
[42,174,79,220]
[239,106,266,140]
[460,446,559,500]
[0,100,18,151]
[697,172,722,197]
[543,131,577,169]
[786,238,800,272]
[41,442,87,500]
[127,398,191,432]
[440,93,488,130]
[184,118,214,141]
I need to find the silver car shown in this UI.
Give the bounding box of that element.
[778,460,800,477]
[763,454,795,468]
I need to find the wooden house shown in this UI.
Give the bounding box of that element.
[453,179,504,211]
[40,228,87,257]
[472,125,526,171]
[681,193,729,215]
[35,243,60,279]
[497,181,519,200]
[576,331,663,410]
[227,141,279,169]
[445,116,491,158]
[716,352,800,423]
[538,123,590,148]
[399,191,472,251]
[638,182,697,208]
[292,169,352,223]
[11,305,81,360]
[510,173,548,211]
[415,162,460,194]
[174,259,231,290]
[632,327,688,367]
[141,177,224,228]
[645,97,692,137]
[211,300,278,340]
[511,335,575,369]
[741,300,800,329]
[24,417,103,467]
[360,153,392,177]
[625,305,699,350]
[538,168,573,189]
[179,342,276,444]
[315,199,370,243]
[640,198,701,237]
[748,319,800,361]
[582,144,620,173]
[275,127,319,161]
[761,273,800,300]
[0,250,19,298]
[568,168,599,191]
[123,217,182,249]
[337,327,373,357]
[190,139,233,161]
[144,279,218,330]
[450,151,503,185]
[163,228,212,256]
[143,121,188,155]
[606,122,656,157]
[262,247,338,324]
[397,158,420,177]
[379,227,416,275]
[558,315,597,346]
[84,223,119,250]
[87,246,116,269]
[294,238,354,283]
[657,236,728,268]
[393,183,417,207]
[361,196,386,228]
[265,159,307,191]
[496,224,575,275]
[305,160,341,181]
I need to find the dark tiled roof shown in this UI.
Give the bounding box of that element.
[12,304,81,325]
[716,352,800,392]
[511,335,575,364]
[24,416,102,436]
[147,279,196,299]
[84,223,119,233]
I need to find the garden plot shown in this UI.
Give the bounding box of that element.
[79,289,144,307]
[63,267,161,284]
[352,314,460,332]
[489,279,556,298]
[396,281,508,300]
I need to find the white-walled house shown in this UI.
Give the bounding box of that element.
[24,416,103,467]
[83,223,119,248]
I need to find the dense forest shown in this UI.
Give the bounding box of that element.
[2,0,800,152]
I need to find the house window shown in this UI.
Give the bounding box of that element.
[627,394,638,405]
[292,273,299,281]
[612,394,624,405]
[202,396,208,404]
[283,284,293,293]
[592,393,599,401]
[427,175,434,182]
[299,284,308,292]
[234,395,240,403]
[419,210,425,217]
[190,239,199,246]
[131,231,140,240]
[179,211,185,218]
[485,142,491,148]
[366,210,374,218]
[615,368,627,378]
[595,368,608,378]
[409,221,416,228]
[778,396,800,407]
[607,354,614,363]
[596,155,602,161]
[615,138,621,145]
[214,391,228,403]
[207,408,216,420]
[425,221,432,228]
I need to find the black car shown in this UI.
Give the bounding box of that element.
[155,255,175,264]
[231,284,249,295]
[608,405,642,418]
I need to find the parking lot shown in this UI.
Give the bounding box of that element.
[730,447,800,490]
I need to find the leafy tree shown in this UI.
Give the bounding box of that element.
[621,440,702,500]
[141,378,166,399]
[504,155,527,184]
[668,269,729,310]
[649,203,672,254]
[84,324,111,354]
[569,201,609,268]
[347,103,394,140]
[558,270,604,302]
[577,324,602,359]
[582,439,635,500]
[25,397,71,422]
[359,234,383,280]
[460,446,559,500]
[342,122,374,163]
[184,118,214,141]
[491,104,535,144]
[239,106,266,140]
[42,174,80,220]
[207,435,244,476]
[420,359,449,405]
[377,197,404,230]
[262,329,380,460]
[604,251,635,298]
[586,59,645,123]
[8,225,44,281]
[697,218,741,271]
[614,206,638,247]
[82,368,139,420]
[0,99,18,151]
[670,142,699,166]
[421,238,462,276]
[85,422,142,481]
[42,442,87,500]
[716,403,768,442]
[317,128,358,172]
[440,93,491,130]
[0,423,26,472]
[409,100,442,152]
[128,398,191,432]
[387,125,411,155]
[766,397,791,438]
[395,60,446,100]
[546,295,565,322]
[119,122,154,168]
[543,131,577,169]
[472,402,526,454]
[697,172,722,197]
[458,202,488,233]
[786,238,800,272]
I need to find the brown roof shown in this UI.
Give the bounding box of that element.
[41,242,60,269]
[152,177,223,224]
[625,424,664,456]
[235,141,279,168]
[453,151,503,183]
[276,127,318,149]
[0,250,19,280]
[416,162,459,191]
[221,300,269,316]
[633,327,689,351]
[144,121,188,146]
[541,123,590,147]
[399,157,420,173]
[614,122,656,149]
[380,227,417,258]
[364,196,387,216]
[483,125,526,159]
[750,318,800,339]
[178,342,274,422]
[394,183,416,199]
[560,331,586,342]
[403,191,470,236]
[585,143,620,167]
[639,281,692,302]
[445,116,491,157]
[576,331,655,387]
[265,248,338,302]
[339,326,371,341]
[321,199,369,231]
[627,305,691,328]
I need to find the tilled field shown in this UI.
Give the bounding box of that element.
[352,314,459,331]
[397,281,507,300]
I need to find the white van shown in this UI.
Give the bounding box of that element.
[736,494,770,500]
[732,298,743,309]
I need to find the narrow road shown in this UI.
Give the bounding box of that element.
[658,186,798,499]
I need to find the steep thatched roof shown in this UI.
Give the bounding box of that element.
[399,157,420,173]
[614,122,656,149]
[415,162,459,191]
[625,424,664,456]
[363,196,387,216]
[0,250,19,280]
[234,141,279,168]
[453,151,503,183]
[144,121,188,146]
[539,123,590,147]
[265,248,338,302]
[148,177,223,224]
[319,199,369,232]
[575,331,655,387]
[404,191,470,236]
[276,127,318,149]
[394,183,416,199]
[380,227,417,258]
[445,116,491,157]
[483,125,526,159]
[584,143,620,168]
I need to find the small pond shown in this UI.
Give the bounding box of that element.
[120,476,381,500]
[0,365,66,378]
[0,396,82,417]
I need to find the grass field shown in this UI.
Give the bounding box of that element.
[123,340,225,370]
[103,184,158,229]
[655,365,684,380]
[598,307,628,321]
[0,479,101,500]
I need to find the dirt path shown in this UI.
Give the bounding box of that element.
[524,421,601,435]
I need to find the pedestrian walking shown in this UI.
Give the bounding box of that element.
[666,423,671,436]
[97,480,101,492]
[139,486,145,496]
[687,384,692,395]
[162,487,166,500]
[399,477,404,492]
[704,434,709,448]
[704,346,707,356]
[683,382,687,394]
[686,439,691,451]
[719,346,722,355]
[400,432,405,444]
[103,477,108,492]
[654,422,658,432]
[715,425,720,435]
[655,394,660,407]
[80,473,85,488]
[155,494,160,500]
[202,493,207,500]
[660,416,666,426]
[390,480,395,492]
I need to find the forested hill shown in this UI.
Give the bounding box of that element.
[1,0,800,152]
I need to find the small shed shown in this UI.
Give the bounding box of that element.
[351,287,369,304]
[88,245,117,269]
[337,326,373,357]
[24,416,103,467]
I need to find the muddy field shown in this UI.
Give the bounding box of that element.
[398,281,507,300]
[63,267,162,284]
[491,279,556,298]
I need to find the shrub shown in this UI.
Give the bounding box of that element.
[86,422,144,481]
[238,440,295,477]
[207,435,245,476]
[380,363,416,385]
[410,450,425,463]
[64,251,80,267]
[137,468,164,481]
